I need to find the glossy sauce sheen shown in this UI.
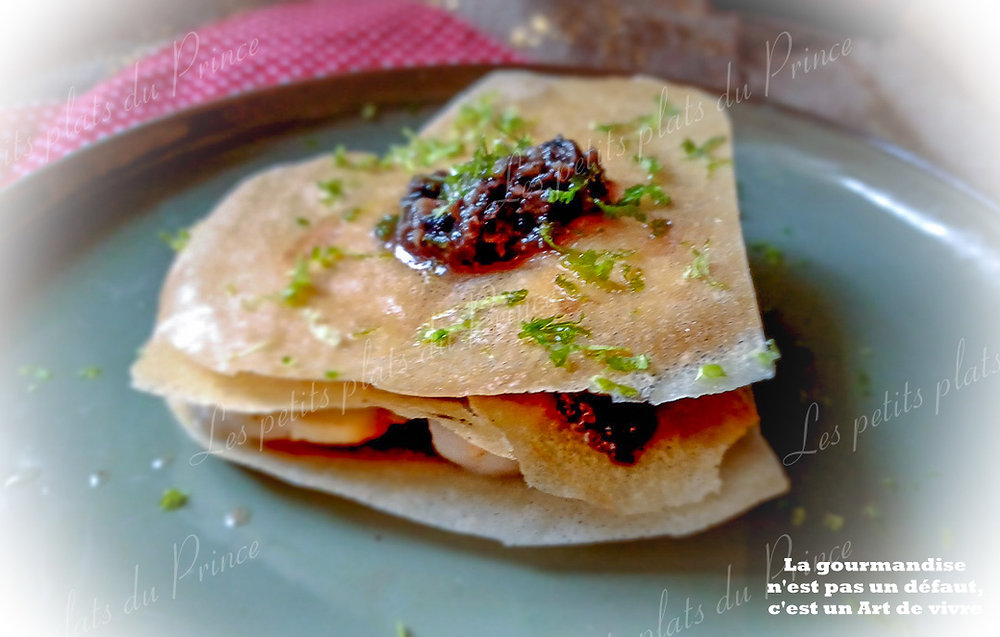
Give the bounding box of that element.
[393,137,611,273]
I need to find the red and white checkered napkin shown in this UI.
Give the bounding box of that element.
[0,0,523,185]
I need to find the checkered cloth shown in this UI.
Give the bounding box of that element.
[0,0,522,185]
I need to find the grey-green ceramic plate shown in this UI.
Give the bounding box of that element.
[1,67,998,636]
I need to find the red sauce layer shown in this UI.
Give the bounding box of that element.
[554,392,658,465]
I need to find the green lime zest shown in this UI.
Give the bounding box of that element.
[755,338,781,367]
[453,92,531,143]
[18,365,53,380]
[791,506,807,527]
[540,224,644,294]
[682,241,727,290]
[317,178,345,204]
[633,154,662,178]
[681,135,731,175]
[77,366,102,380]
[332,145,380,170]
[381,129,465,171]
[159,228,190,252]
[823,512,845,532]
[592,376,640,398]
[281,257,314,306]
[590,113,656,135]
[554,274,585,300]
[374,214,399,241]
[418,290,529,346]
[518,315,651,372]
[696,363,726,380]
[750,241,784,267]
[160,488,188,511]
[341,207,362,222]
[650,218,671,238]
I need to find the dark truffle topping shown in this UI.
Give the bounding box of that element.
[391,137,612,273]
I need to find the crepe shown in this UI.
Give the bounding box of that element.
[170,400,787,546]
[151,71,774,405]
[134,336,515,458]
[132,71,789,545]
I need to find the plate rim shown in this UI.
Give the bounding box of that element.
[2,62,997,237]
